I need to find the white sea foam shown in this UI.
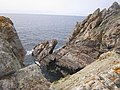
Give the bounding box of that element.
[26,49,34,56]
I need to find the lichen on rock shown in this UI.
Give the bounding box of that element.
[0,16,50,90]
[0,16,26,66]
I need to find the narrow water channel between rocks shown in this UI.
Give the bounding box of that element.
[24,52,64,82]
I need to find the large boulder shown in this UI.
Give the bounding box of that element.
[0,64,50,90]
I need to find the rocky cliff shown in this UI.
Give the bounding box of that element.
[32,2,120,89]
[0,16,50,90]
[32,2,120,80]
[52,2,120,90]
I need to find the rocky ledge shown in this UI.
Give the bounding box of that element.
[32,1,120,81]
[53,51,120,90]
[0,16,50,90]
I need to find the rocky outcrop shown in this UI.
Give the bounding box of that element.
[52,2,120,89]
[0,64,50,90]
[108,2,120,12]
[32,2,120,80]
[0,16,51,90]
[69,2,120,51]
[0,16,25,78]
[0,16,26,65]
[53,51,120,90]
[32,39,57,61]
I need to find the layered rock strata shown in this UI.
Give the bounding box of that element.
[32,2,120,80]
[53,51,120,90]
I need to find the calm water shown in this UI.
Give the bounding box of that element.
[1,14,84,50]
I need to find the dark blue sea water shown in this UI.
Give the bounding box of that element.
[1,14,84,65]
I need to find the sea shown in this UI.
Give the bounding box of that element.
[1,13,84,81]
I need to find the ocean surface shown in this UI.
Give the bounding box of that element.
[1,14,84,81]
[1,14,84,50]
[1,14,85,65]
[1,14,84,65]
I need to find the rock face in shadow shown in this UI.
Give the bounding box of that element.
[32,2,120,81]
[0,16,51,90]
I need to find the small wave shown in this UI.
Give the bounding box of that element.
[26,49,34,56]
